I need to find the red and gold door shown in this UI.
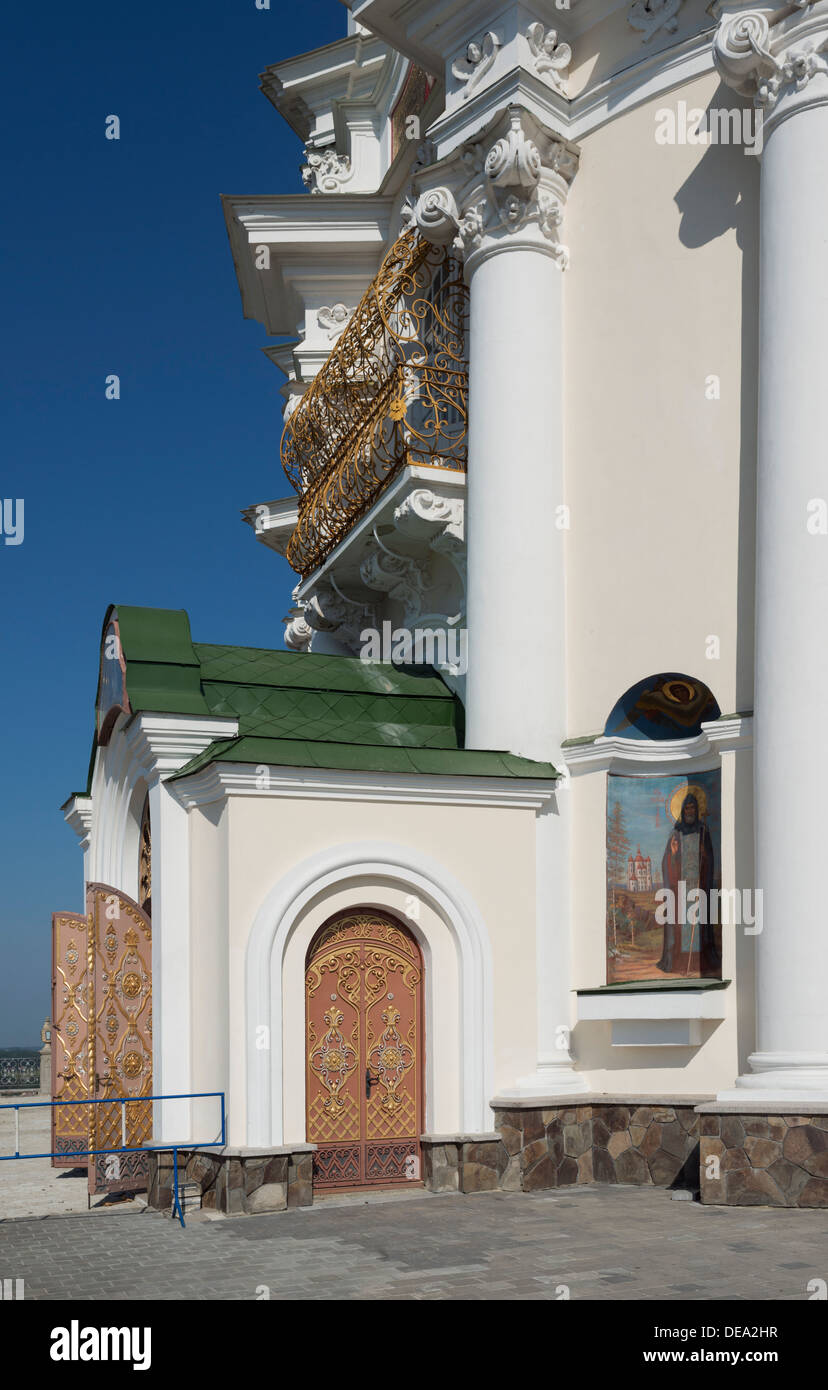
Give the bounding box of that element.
[86,884,152,1195]
[305,911,423,1190]
[51,912,91,1167]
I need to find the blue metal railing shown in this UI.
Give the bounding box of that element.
[0,1090,226,1228]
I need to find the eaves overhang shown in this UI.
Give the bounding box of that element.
[221,192,393,334]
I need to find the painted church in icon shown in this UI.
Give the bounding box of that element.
[54,0,828,1211]
[627,849,653,894]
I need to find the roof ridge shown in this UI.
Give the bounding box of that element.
[200,678,455,699]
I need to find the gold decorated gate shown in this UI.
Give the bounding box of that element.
[51,884,152,1194]
[305,911,423,1189]
[51,911,91,1166]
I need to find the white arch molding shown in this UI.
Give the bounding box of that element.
[244,842,495,1146]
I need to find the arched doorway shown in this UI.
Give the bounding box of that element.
[305,909,424,1191]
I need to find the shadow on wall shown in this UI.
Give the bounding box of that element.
[674,86,758,1073]
[674,83,759,719]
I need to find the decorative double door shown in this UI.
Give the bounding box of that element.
[306,911,423,1190]
[51,883,152,1195]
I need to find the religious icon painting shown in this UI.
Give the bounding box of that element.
[606,769,722,985]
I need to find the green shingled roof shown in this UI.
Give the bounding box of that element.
[85,604,560,785]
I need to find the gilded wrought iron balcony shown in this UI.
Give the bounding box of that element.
[281,230,469,575]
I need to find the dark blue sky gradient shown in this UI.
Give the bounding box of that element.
[0,0,347,1042]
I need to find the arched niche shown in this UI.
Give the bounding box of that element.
[604,672,721,742]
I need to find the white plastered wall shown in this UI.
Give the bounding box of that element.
[188,801,231,1145]
[192,793,539,1147]
[565,69,758,734]
[560,69,758,1091]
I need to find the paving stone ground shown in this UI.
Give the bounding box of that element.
[0,1099,143,1218]
[1,1184,826,1301]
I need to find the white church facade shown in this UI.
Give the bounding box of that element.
[54,0,828,1210]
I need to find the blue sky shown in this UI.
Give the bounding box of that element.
[0,0,347,1043]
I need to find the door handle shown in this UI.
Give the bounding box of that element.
[365,1067,381,1098]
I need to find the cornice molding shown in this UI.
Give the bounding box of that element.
[122,712,240,781]
[713,2,828,130]
[168,762,557,812]
[62,795,93,848]
[261,32,411,196]
[567,27,715,137]
[409,104,579,270]
[221,192,392,336]
[562,715,753,776]
[242,494,299,559]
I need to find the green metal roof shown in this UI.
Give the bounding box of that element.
[167,736,557,782]
[78,604,560,787]
[194,643,459,750]
[114,605,209,716]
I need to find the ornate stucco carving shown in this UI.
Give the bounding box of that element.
[393,489,466,578]
[360,547,432,627]
[317,304,354,339]
[451,32,502,100]
[411,107,579,269]
[282,391,303,425]
[485,112,543,187]
[713,7,828,113]
[283,603,313,651]
[284,487,467,657]
[393,489,464,547]
[525,23,572,95]
[628,0,684,43]
[302,583,377,650]
[301,148,353,193]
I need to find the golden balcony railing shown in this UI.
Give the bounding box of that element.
[281,229,469,575]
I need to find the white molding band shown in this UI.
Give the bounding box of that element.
[567,29,717,140]
[578,990,728,1022]
[169,762,557,811]
[244,842,495,1146]
[562,716,753,776]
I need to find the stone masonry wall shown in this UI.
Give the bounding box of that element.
[147,1146,314,1215]
[422,1135,513,1193]
[699,1111,828,1207]
[491,1103,701,1192]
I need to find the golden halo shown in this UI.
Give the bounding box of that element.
[661,678,697,705]
[668,782,708,823]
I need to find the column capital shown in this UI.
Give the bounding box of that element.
[713,2,828,131]
[406,104,579,272]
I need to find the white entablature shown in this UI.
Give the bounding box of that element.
[259,27,412,194]
[345,0,716,130]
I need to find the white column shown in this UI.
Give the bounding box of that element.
[465,239,565,763]
[715,6,828,1100]
[414,107,581,1094]
[413,107,577,766]
[127,714,239,1140]
[147,778,193,1142]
